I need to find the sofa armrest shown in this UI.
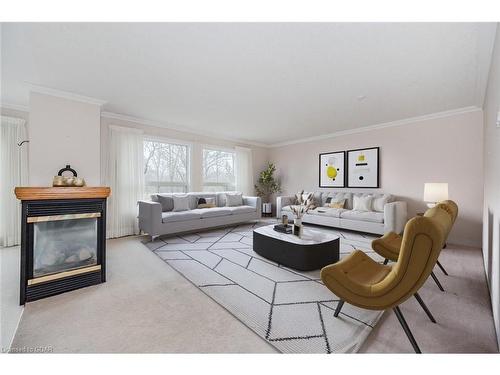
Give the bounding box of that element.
[138,200,162,236]
[384,201,408,234]
[276,195,296,218]
[243,196,262,216]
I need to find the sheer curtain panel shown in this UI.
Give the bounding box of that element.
[0,116,28,247]
[105,125,144,238]
[235,146,254,195]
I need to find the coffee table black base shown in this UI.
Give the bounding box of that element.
[253,231,339,271]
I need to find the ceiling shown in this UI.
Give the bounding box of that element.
[1,23,497,146]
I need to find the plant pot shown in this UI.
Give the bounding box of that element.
[262,203,272,214]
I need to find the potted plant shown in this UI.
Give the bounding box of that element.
[254,163,281,216]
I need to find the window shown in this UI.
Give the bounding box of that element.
[143,139,189,195]
[202,148,236,192]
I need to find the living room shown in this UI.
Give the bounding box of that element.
[1,1,500,372]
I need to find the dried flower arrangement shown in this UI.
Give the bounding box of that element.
[290,192,313,219]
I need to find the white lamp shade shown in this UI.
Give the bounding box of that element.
[424,183,448,203]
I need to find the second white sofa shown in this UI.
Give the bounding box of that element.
[277,191,407,235]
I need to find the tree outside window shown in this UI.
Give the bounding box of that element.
[202,148,235,192]
[143,140,189,196]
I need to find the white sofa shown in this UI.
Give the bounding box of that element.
[138,192,261,238]
[277,192,407,235]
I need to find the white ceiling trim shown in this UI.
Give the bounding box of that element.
[0,102,29,112]
[29,84,107,106]
[270,106,482,148]
[100,111,269,148]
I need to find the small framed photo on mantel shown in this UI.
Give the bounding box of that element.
[319,151,346,188]
[347,147,380,188]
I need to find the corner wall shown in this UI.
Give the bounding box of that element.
[0,107,28,351]
[29,92,101,186]
[482,23,500,349]
[269,109,484,247]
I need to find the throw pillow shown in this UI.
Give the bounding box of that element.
[157,195,174,212]
[172,195,190,212]
[353,195,373,211]
[329,199,346,209]
[197,197,216,209]
[372,194,392,212]
[226,193,243,207]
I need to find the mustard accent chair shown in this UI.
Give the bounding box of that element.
[372,200,458,291]
[320,209,451,353]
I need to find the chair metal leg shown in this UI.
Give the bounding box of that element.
[383,258,389,265]
[436,260,449,276]
[414,292,436,323]
[334,300,344,317]
[430,271,445,292]
[393,306,422,353]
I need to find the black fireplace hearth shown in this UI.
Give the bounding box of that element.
[15,187,111,304]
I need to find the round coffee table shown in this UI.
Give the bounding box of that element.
[253,224,339,271]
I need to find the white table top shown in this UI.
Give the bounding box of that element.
[253,224,339,245]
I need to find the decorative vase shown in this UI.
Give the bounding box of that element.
[293,218,302,237]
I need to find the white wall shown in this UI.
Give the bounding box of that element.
[269,109,484,247]
[29,92,101,186]
[482,24,500,349]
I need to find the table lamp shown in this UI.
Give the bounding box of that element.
[423,183,448,208]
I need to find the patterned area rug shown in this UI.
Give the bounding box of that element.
[142,220,385,353]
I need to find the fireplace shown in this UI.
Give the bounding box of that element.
[15,187,110,304]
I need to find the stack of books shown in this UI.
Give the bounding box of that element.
[273,224,292,234]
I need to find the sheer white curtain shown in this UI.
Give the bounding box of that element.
[235,146,254,195]
[105,125,144,238]
[0,116,28,247]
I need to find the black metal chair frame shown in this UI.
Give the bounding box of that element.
[333,292,436,354]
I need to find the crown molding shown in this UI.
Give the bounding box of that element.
[269,106,482,148]
[29,84,107,106]
[101,111,269,148]
[0,102,29,112]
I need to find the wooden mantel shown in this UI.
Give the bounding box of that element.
[15,187,111,201]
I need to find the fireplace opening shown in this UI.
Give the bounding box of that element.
[32,214,99,279]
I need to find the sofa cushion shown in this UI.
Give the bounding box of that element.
[340,210,384,223]
[196,207,232,219]
[226,205,256,215]
[281,205,293,212]
[309,207,345,218]
[326,192,353,209]
[372,194,393,212]
[173,194,190,212]
[353,195,373,211]
[162,210,202,223]
[153,194,174,212]
[217,192,239,207]
[226,192,243,207]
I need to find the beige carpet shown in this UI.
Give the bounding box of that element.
[11,226,499,353]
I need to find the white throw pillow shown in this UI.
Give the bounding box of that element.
[372,194,391,212]
[172,194,190,212]
[353,195,373,212]
[226,193,243,207]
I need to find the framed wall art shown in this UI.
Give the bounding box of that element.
[347,147,380,188]
[319,151,346,188]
